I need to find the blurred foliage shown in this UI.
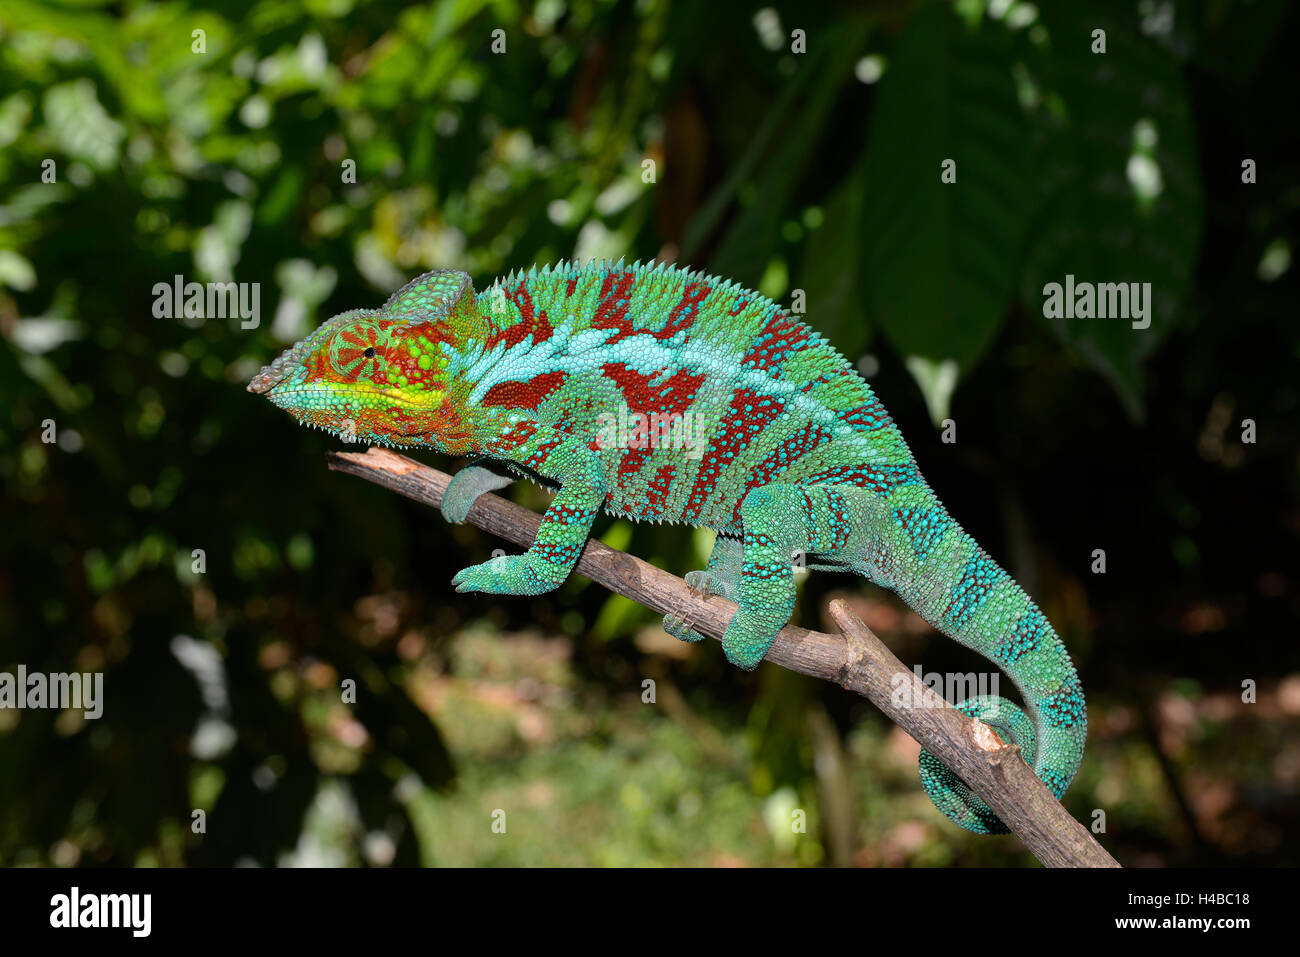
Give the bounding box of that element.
[0,0,1297,867]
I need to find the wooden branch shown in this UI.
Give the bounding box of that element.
[327,447,1119,869]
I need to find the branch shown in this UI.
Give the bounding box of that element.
[327,447,1119,869]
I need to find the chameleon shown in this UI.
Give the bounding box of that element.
[248,261,1087,834]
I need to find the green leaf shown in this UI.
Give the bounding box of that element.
[858,5,1032,372]
[42,78,124,172]
[0,250,37,292]
[798,172,870,356]
[904,355,959,426]
[693,20,870,285]
[1019,2,1204,418]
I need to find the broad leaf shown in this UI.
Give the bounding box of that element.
[859,5,1032,372]
[1019,1,1204,418]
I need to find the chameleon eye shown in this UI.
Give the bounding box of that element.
[329,320,390,378]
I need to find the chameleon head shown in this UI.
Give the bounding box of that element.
[247,304,466,450]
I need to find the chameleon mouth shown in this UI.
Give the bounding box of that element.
[262,384,439,410]
[271,388,458,450]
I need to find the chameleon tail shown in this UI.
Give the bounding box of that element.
[883,516,1087,834]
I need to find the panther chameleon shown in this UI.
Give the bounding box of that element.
[248,260,1087,834]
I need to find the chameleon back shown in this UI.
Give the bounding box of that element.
[468,260,919,534]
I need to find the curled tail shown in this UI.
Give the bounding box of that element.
[861,503,1087,834]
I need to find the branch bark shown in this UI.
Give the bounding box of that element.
[327,446,1119,869]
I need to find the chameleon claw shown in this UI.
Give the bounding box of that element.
[663,613,708,643]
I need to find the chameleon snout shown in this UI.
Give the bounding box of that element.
[247,358,288,395]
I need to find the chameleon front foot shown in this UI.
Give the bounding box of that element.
[451,553,566,596]
[441,463,515,524]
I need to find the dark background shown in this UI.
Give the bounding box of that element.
[0,0,1296,866]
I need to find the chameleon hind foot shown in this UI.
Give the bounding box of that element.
[452,431,605,598]
[720,483,878,669]
[663,536,742,644]
[720,602,793,670]
[662,570,732,643]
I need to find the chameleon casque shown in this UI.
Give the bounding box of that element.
[249,261,1087,834]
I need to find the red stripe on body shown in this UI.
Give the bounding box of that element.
[481,370,567,411]
[618,448,652,482]
[486,420,540,454]
[491,281,554,349]
[728,422,833,526]
[600,361,706,493]
[654,282,710,341]
[642,465,677,517]
[683,388,786,522]
[590,269,638,343]
[741,312,811,372]
[601,363,705,418]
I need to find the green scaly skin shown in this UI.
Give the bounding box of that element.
[249,261,1087,834]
